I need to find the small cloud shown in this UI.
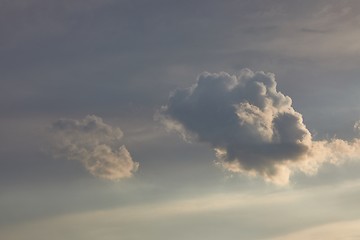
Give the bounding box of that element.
[354,120,360,133]
[159,69,360,185]
[50,115,138,180]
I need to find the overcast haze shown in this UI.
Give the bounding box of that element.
[2,0,360,239]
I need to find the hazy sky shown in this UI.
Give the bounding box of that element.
[2,0,360,239]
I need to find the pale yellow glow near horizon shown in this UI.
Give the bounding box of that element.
[270,219,360,240]
[2,179,360,240]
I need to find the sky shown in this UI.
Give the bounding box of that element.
[2,0,360,239]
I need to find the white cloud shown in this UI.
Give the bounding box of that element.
[159,69,360,185]
[50,115,138,180]
[354,120,360,133]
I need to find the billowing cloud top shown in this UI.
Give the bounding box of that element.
[159,69,360,184]
[50,115,139,180]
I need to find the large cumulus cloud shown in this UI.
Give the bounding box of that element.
[159,69,360,184]
[50,115,139,180]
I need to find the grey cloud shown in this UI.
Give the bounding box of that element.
[50,115,138,180]
[159,69,360,184]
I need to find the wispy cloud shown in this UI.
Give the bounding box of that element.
[50,115,138,180]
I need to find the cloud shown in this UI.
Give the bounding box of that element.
[50,115,138,180]
[354,120,360,133]
[159,69,360,185]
